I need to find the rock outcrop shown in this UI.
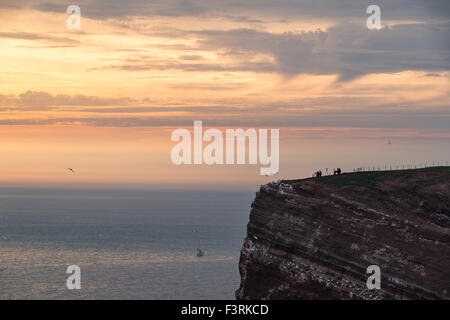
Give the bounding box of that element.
[236,167,450,300]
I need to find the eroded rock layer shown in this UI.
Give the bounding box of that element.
[236,168,450,300]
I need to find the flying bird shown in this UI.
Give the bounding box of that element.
[264,171,279,177]
[0,233,7,240]
[67,168,75,174]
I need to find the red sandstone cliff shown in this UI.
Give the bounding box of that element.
[236,167,450,300]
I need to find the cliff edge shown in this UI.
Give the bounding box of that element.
[236,167,450,300]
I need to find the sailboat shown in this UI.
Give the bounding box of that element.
[193,229,205,257]
[196,240,205,257]
[197,247,205,257]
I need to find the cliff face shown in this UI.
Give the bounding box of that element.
[236,167,450,300]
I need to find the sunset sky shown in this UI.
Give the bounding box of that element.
[0,0,449,189]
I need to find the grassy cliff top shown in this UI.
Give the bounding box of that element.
[283,166,450,190]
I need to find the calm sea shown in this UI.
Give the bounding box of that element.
[0,188,253,299]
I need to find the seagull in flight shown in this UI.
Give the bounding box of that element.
[264,171,279,177]
[67,168,75,174]
[0,233,7,240]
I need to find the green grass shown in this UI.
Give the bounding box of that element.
[318,171,387,189]
[283,166,450,189]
